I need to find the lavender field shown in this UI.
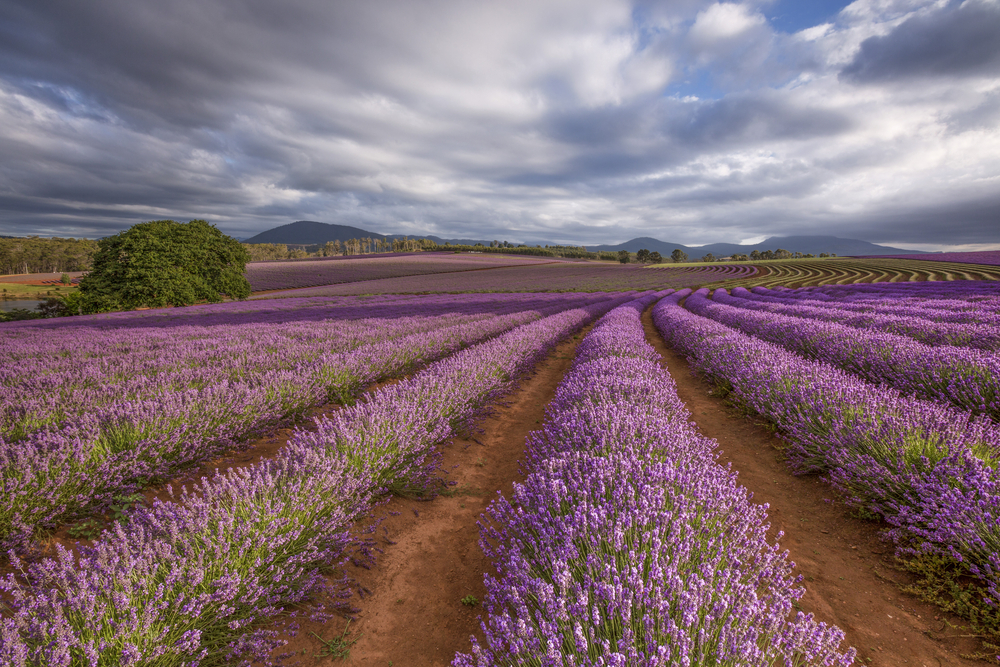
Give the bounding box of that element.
[866,250,1000,266]
[258,260,756,296]
[4,265,1000,663]
[655,280,1000,655]
[246,252,560,292]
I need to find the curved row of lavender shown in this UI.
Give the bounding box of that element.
[863,251,1000,266]
[246,253,557,292]
[662,263,758,277]
[721,286,1000,350]
[456,293,854,667]
[738,284,1000,327]
[653,291,1000,612]
[753,282,1000,318]
[683,288,1000,422]
[0,293,634,666]
[2,293,594,437]
[1,293,608,550]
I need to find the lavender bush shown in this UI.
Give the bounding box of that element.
[723,286,1000,350]
[0,293,607,550]
[457,292,854,666]
[652,291,1000,613]
[0,294,635,665]
[683,288,1000,421]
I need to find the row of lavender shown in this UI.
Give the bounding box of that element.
[744,282,1000,322]
[1,293,606,550]
[0,294,634,666]
[682,287,1000,423]
[723,286,1000,349]
[654,291,1000,610]
[2,293,588,435]
[456,293,854,666]
[758,282,1000,309]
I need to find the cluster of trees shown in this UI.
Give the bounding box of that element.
[0,236,98,275]
[612,247,842,264]
[617,249,664,264]
[671,248,839,263]
[44,220,251,316]
[243,238,619,261]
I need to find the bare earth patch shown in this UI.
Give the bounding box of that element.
[273,327,590,666]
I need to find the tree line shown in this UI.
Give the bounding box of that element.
[649,248,838,264]
[0,236,98,275]
[243,238,620,261]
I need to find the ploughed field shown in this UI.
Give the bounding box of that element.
[698,257,1000,289]
[248,253,760,295]
[3,254,1000,665]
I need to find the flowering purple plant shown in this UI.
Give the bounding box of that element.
[0,293,635,665]
[0,293,610,549]
[652,290,1000,610]
[681,288,1000,422]
[457,292,854,666]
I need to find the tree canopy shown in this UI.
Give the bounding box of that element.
[78,219,251,312]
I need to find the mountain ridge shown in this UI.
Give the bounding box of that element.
[242,221,925,257]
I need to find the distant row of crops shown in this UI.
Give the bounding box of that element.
[250,254,1000,296]
[702,258,1000,289]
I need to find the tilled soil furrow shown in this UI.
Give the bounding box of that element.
[273,326,591,666]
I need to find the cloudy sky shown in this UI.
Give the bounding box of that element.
[1,0,998,249]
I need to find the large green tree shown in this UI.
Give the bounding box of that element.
[78,219,251,312]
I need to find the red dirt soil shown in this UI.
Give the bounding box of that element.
[274,326,592,666]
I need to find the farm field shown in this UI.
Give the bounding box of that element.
[246,252,563,292]
[696,257,1000,289]
[2,255,999,665]
[863,250,1000,266]
[257,259,758,295]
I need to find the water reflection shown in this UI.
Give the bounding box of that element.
[0,299,42,312]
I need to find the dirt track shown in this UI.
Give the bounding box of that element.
[274,327,591,665]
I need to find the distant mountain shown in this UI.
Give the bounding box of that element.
[587,235,926,257]
[243,221,386,245]
[243,220,496,247]
[244,223,924,258]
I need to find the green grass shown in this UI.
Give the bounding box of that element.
[0,282,78,298]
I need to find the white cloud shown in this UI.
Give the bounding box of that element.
[0,0,997,248]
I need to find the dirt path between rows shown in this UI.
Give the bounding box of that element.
[273,326,590,666]
[640,307,981,667]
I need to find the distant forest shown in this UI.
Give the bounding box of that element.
[0,234,834,277]
[243,237,611,261]
[0,236,98,275]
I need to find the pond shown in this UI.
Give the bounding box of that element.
[0,299,43,313]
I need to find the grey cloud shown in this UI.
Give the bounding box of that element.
[668,92,854,147]
[841,0,1000,83]
[0,0,998,249]
[817,192,1000,245]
